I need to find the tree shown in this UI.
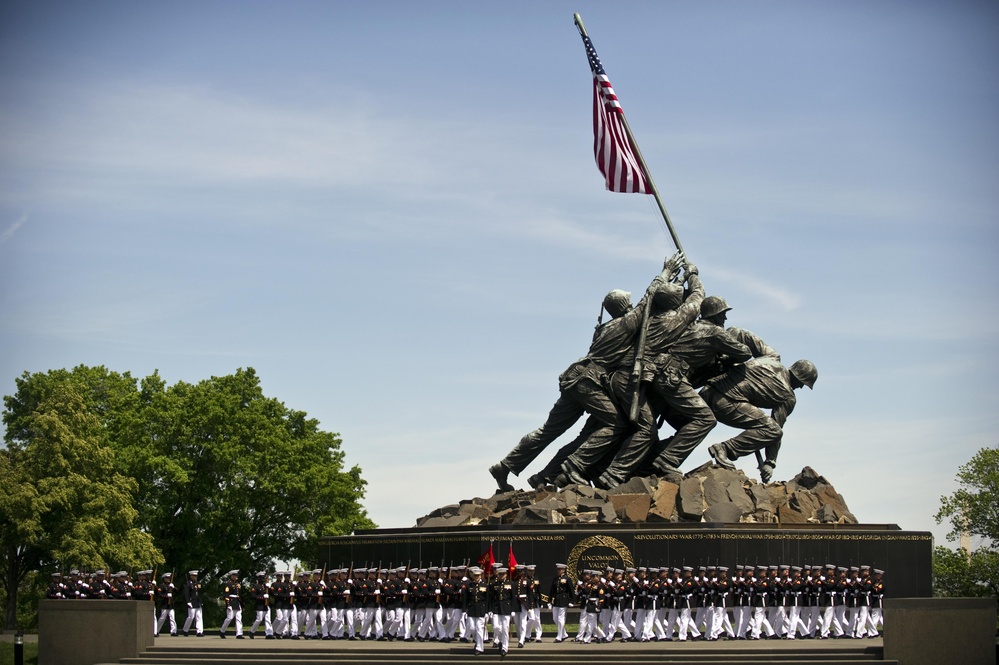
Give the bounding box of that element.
[114,367,376,578]
[933,545,999,599]
[933,446,999,604]
[1,380,160,629]
[3,365,375,614]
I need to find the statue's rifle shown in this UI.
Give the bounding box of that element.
[626,252,685,422]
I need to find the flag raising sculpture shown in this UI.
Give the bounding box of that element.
[486,15,818,494]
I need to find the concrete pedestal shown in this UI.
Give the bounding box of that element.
[39,599,155,665]
[884,597,996,665]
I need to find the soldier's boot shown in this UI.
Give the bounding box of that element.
[489,463,515,493]
[596,472,620,490]
[560,461,590,487]
[708,444,736,469]
[526,473,546,490]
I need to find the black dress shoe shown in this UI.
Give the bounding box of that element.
[219,631,226,639]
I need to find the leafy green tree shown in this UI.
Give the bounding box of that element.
[933,545,999,599]
[116,367,376,578]
[3,365,375,622]
[936,446,999,544]
[1,380,160,629]
[933,446,999,604]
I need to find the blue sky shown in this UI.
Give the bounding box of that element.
[2,0,997,547]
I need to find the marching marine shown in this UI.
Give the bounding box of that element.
[182,570,204,637]
[219,570,244,639]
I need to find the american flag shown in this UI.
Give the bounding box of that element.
[579,31,651,194]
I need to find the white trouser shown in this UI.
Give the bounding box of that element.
[183,606,203,635]
[326,606,343,637]
[221,605,242,636]
[652,607,667,640]
[786,605,807,638]
[867,606,882,634]
[493,613,510,652]
[712,606,734,639]
[633,609,647,640]
[833,605,848,635]
[664,608,678,639]
[820,605,840,637]
[598,608,612,639]
[695,606,707,634]
[552,606,567,640]
[678,607,693,640]
[642,606,657,640]
[156,608,176,635]
[469,616,486,653]
[579,611,603,642]
[769,606,785,635]
[702,605,715,640]
[250,608,272,636]
[445,607,463,638]
[273,608,288,635]
[751,606,774,638]
[610,607,632,640]
[807,606,820,635]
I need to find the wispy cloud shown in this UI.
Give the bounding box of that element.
[711,266,802,311]
[0,214,27,244]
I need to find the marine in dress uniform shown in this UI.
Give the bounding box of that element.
[270,572,290,638]
[155,572,177,636]
[219,570,244,638]
[868,569,884,636]
[785,566,807,639]
[852,566,872,638]
[462,567,489,655]
[489,568,515,656]
[182,570,204,637]
[548,563,573,643]
[45,573,66,599]
[248,571,273,639]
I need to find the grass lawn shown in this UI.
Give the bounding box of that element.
[0,641,39,665]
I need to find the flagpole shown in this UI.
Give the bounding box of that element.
[573,13,685,256]
[574,13,687,422]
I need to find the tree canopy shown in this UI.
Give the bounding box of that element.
[933,446,999,603]
[1,378,160,628]
[1,365,375,629]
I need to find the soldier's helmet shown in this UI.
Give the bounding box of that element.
[602,289,632,318]
[652,283,684,310]
[789,359,818,389]
[700,295,732,319]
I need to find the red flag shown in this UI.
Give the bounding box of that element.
[477,543,495,576]
[508,544,518,576]
[578,28,651,194]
